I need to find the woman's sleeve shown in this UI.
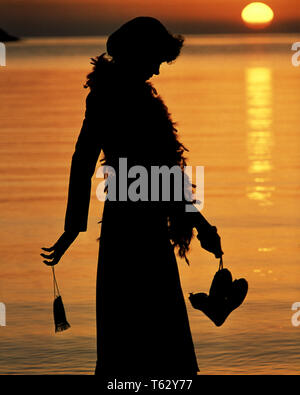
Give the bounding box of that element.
[64,92,102,232]
[182,171,215,236]
[187,208,214,235]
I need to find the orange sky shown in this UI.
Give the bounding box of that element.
[83,0,300,21]
[1,0,299,36]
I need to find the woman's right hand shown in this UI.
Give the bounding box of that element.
[41,231,79,266]
[197,226,224,259]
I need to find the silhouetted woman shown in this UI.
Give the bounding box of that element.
[41,17,223,377]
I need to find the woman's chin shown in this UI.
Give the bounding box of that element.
[145,73,154,81]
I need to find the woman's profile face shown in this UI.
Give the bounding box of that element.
[119,52,163,81]
[139,56,162,80]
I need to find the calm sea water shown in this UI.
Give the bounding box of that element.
[0,34,300,375]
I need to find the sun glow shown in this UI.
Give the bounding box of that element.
[241,2,274,29]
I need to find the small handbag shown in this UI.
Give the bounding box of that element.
[189,257,248,326]
[52,267,71,333]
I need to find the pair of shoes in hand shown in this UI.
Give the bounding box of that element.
[189,262,248,327]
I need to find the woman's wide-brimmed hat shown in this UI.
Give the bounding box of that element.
[106,16,184,63]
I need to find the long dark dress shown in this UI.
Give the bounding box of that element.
[64,63,200,376]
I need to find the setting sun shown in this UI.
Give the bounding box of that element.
[241,2,274,29]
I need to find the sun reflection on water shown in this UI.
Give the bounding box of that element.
[246,67,275,206]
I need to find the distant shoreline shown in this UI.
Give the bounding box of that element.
[4,18,299,38]
[0,28,20,42]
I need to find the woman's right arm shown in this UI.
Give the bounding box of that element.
[188,208,224,259]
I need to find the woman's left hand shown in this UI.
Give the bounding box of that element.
[41,231,79,266]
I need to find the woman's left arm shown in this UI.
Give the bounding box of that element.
[64,92,103,232]
[41,92,103,266]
